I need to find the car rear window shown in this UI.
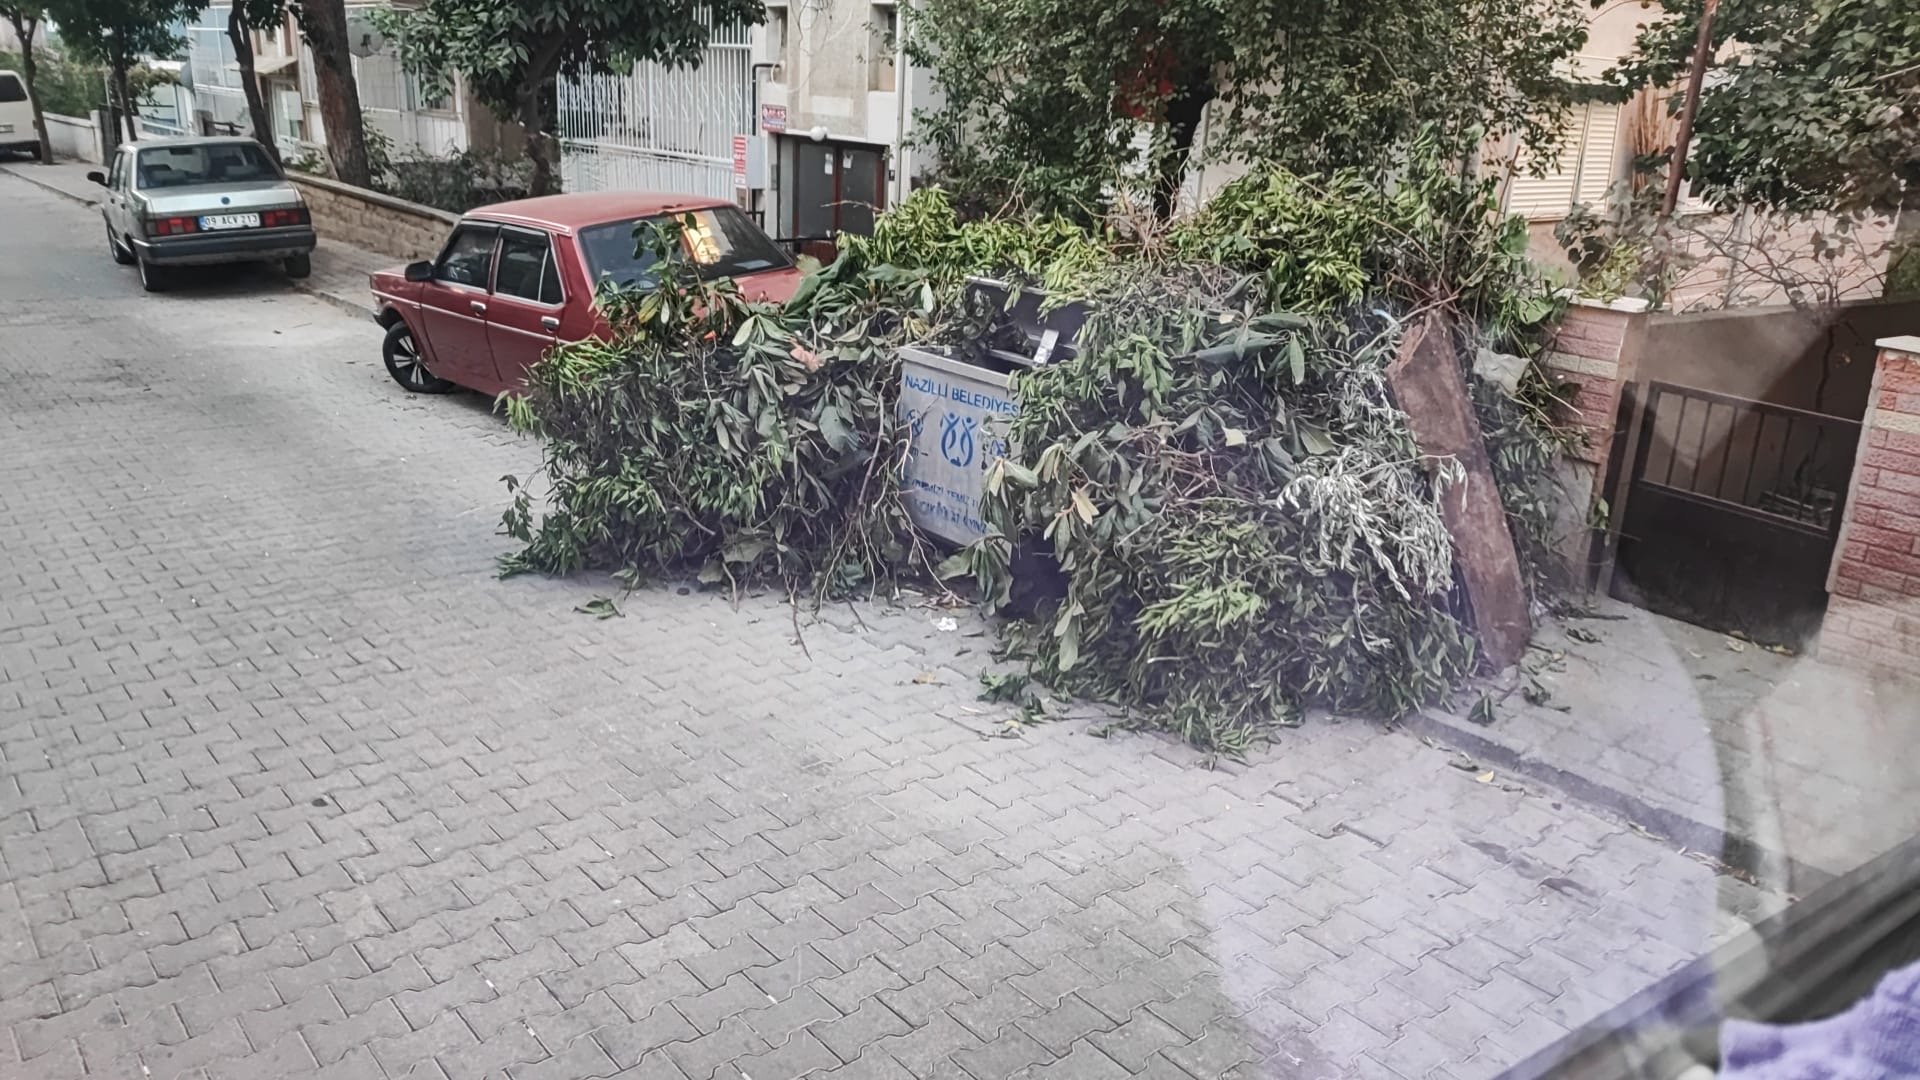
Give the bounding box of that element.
[135,143,280,189]
[0,75,26,103]
[578,206,790,290]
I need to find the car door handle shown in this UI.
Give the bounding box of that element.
[540,316,560,331]
[470,300,487,314]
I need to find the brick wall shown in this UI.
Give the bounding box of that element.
[288,174,459,263]
[1819,337,1920,674]
[1539,300,1648,578]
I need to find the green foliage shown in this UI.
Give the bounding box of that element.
[501,220,937,597]
[1611,0,1919,221]
[379,146,534,213]
[960,272,1480,754]
[907,0,1590,219]
[44,0,193,71]
[376,0,763,193]
[0,46,93,115]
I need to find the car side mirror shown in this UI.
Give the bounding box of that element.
[87,171,107,186]
[404,261,433,282]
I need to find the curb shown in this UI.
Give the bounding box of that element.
[1402,708,1833,891]
[0,163,98,207]
[4,163,373,319]
[293,280,375,320]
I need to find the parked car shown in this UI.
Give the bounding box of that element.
[0,70,38,159]
[87,136,317,292]
[369,193,802,397]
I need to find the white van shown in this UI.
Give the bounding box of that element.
[0,70,40,159]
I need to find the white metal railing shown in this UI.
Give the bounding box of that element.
[557,23,752,198]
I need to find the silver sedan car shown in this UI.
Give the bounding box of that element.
[88,136,318,292]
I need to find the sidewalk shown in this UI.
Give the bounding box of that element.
[1413,595,1920,896]
[0,157,381,318]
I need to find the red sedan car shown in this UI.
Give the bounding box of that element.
[370,193,803,397]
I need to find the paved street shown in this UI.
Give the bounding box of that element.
[0,170,1785,1080]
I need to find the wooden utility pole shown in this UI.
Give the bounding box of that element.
[1662,0,1720,215]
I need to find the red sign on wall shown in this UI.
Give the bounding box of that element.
[760,104,788,133]
[732,134,749,190]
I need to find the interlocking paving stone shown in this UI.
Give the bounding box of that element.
[0,168,1788,1080]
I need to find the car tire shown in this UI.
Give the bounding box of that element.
[383,321,454,394]
[137,257,169,293]
[106,226,135,266]
[284,253,312,279]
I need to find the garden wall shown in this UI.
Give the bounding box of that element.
[44,112,103,164]
[286,173,459,262]
[1819,337,1920,675]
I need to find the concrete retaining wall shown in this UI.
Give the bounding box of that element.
[286,173,458,263]
[43,112,103,164]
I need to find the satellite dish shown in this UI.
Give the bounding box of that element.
[346,16,388,58]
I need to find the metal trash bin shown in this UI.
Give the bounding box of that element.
[896,278,1086,547]
[898,347,1019,546]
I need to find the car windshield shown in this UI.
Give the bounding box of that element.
[577,206,790,289]
[135,143,280,189]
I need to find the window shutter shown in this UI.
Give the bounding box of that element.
[1575,103,1620,207]
[1505,102,1621,220]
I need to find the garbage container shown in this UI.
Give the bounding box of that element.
[897,346,1019,547]
[896,278,1086,547]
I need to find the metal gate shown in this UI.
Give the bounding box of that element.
[556,23,751,199]
[1607,381,1863,646]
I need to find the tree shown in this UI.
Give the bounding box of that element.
[907,0,1589,221]
[1610,0,1920,293]
[298,0,371,185]
[45,0,200,144]
[227,0,284,163]
[377,0,764,197]
[0,1,54,162]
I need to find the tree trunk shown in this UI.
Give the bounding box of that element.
[1888,185,1920,298]
[111,58,136,144]
[301,0,371,187]
[518,89,555,197]
[4,13,53,163]
[228,5,281,164]
[1153,75,1214,222]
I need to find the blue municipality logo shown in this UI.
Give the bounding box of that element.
[940,413,977,468]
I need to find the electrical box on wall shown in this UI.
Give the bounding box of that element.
[731,134,773,192]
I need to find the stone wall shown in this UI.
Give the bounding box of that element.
[1819,337,1920,674]
[287,173,459,263]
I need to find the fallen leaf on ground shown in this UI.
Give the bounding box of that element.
[1726,638,1747,652]
[1475,770,1495,784]
[911,672,940,685]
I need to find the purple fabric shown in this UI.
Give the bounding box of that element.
[1721,959,1920,1078]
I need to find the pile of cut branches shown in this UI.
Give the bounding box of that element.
[499,221,937,597]
[954,265,1479,753]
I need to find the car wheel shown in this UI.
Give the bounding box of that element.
[107,226,134,266]
[383,321,454,394]
[137,257,169,293]
[284,253,312,279]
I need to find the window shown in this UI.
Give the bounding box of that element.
[1505,101,1621,220]
[107,150,127,190]
[134,143,281,189]
[578,207,791,289]
[0,74,26,103]
[868,4,898,92]
[495,230,562,305]
[434,226,498,288]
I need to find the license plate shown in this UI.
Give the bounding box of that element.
[199,213,260,230]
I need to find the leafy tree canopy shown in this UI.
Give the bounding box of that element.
[45,0,195,69]
[1610,0,1919,222]
[907,0,1589,220]
[378,0,763,193]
